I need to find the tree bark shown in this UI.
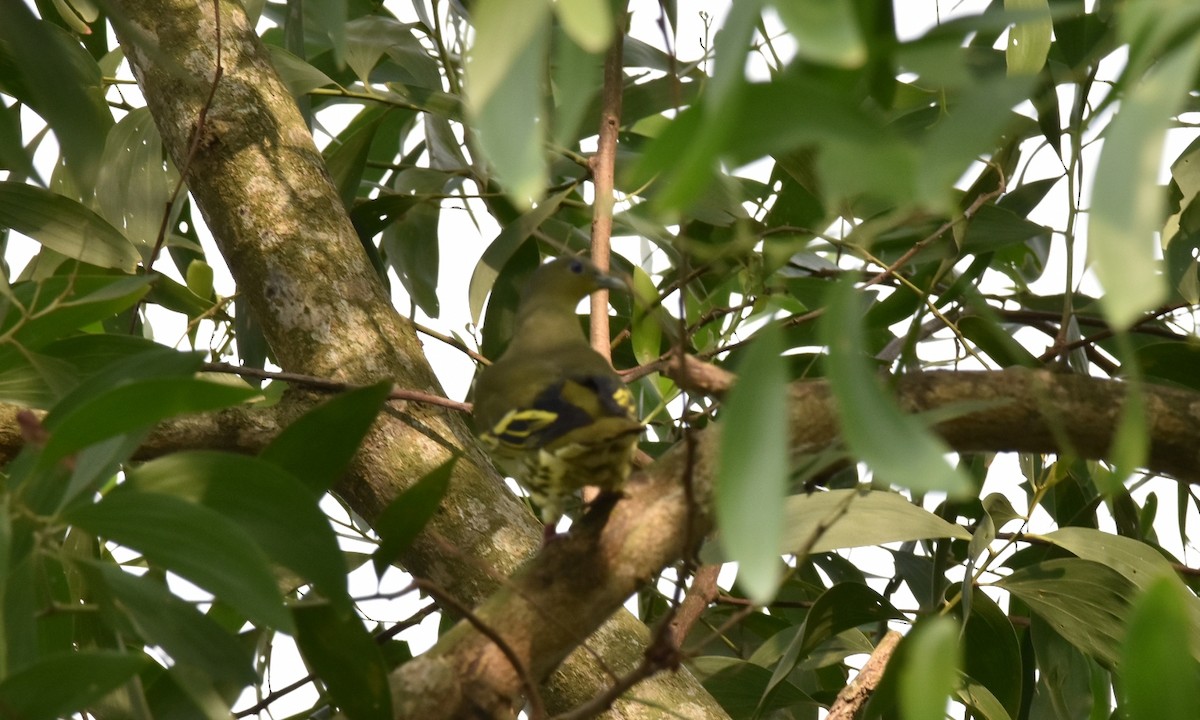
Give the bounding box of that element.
[103,0,727,716]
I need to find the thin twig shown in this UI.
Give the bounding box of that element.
[861,178,1005,291]
[415,579,546,720]
[588,15,625,361]
[201,362,472,413]
[667,564,721,647]
[374,601,438,642]
[412,320,490,365]
[1036,304,1184,363]
[233,599,438,718]
[234,673,313,718]
[423,534,622,682]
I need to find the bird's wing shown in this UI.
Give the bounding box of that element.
[481,372,640,454]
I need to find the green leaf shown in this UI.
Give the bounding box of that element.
[80,560,255,685]
[1028,615,1100,719]
[1121,576,1200,720]
[372,455,458,575]
[553,0,612,53]
[38,346,203,426]
[766,583,902,700]
[467,187,572,324]
[716,322,789,604]
[127,451,350,606]
[1088,35,1200,328]
[0,346,77,407]
[381,201,441,317]
[0,99,36,181]
[899,617,960,720]
[760,490,969,557]
[261,382,391,495]
[821,281,972,497]
[0,4,111,189]
[772,0,866,68]
[550,27,603,147]
[1137,341,1200,391]
[343,15,432,86]
[692,656,815,717]
[1005,0,1053,75]
[1,275,153,349]
[466,0,549,204]
[95,108,175,256]
[0,493,10,606]
[293,602,393,720]
[41,378,258,465]
[996,558,1135,668]
[3,556,39,676]
[630,265,663,367]
[147,271,215,318]
[310,0,347,66]
[0,182,139,271]
[958,313,1040,368]
[67,489,292,632]
[916,77,1035,211]
[185,260,215,301]
[1041,526,1200,659]
[266,44,336,96]
[324,105,392,209]
[958,582,1023,717]
[0,651,147,720]
[955,678,1015,720]
[1042,526,1181,592]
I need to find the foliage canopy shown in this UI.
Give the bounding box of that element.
[2,0,1200,718]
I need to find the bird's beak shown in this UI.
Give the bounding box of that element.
[595,270,630,293]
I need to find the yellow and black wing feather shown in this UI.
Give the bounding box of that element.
[479,373,642,523]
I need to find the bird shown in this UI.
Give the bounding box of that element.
[472,256,644,537]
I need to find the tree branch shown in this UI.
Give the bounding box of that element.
[385,366,1200,716]
[588,12,625,361]
[826,630,903,720]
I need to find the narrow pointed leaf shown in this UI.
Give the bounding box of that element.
[42,378,258,465]
[372,455,458,574]
[716,322,788,604]
[821,281,972,497]
[0,651,147,719]
[128,451,350,605]
[68,489,292,632]
[293,602,393,720]
[82,561,255,684]
[0,183,138,271]
[899,617,960,720]
[261,381,391,495]
[1089,36,1200,328]
[1121,577,1200,720]
[996,558,1135,668]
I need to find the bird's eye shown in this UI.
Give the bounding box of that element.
[568,259,584,274]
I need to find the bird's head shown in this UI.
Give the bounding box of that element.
[521,256,628,307]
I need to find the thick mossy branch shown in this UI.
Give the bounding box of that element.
[386,367,1200,717]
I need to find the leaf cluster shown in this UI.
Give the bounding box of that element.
[3,0,1200,719]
